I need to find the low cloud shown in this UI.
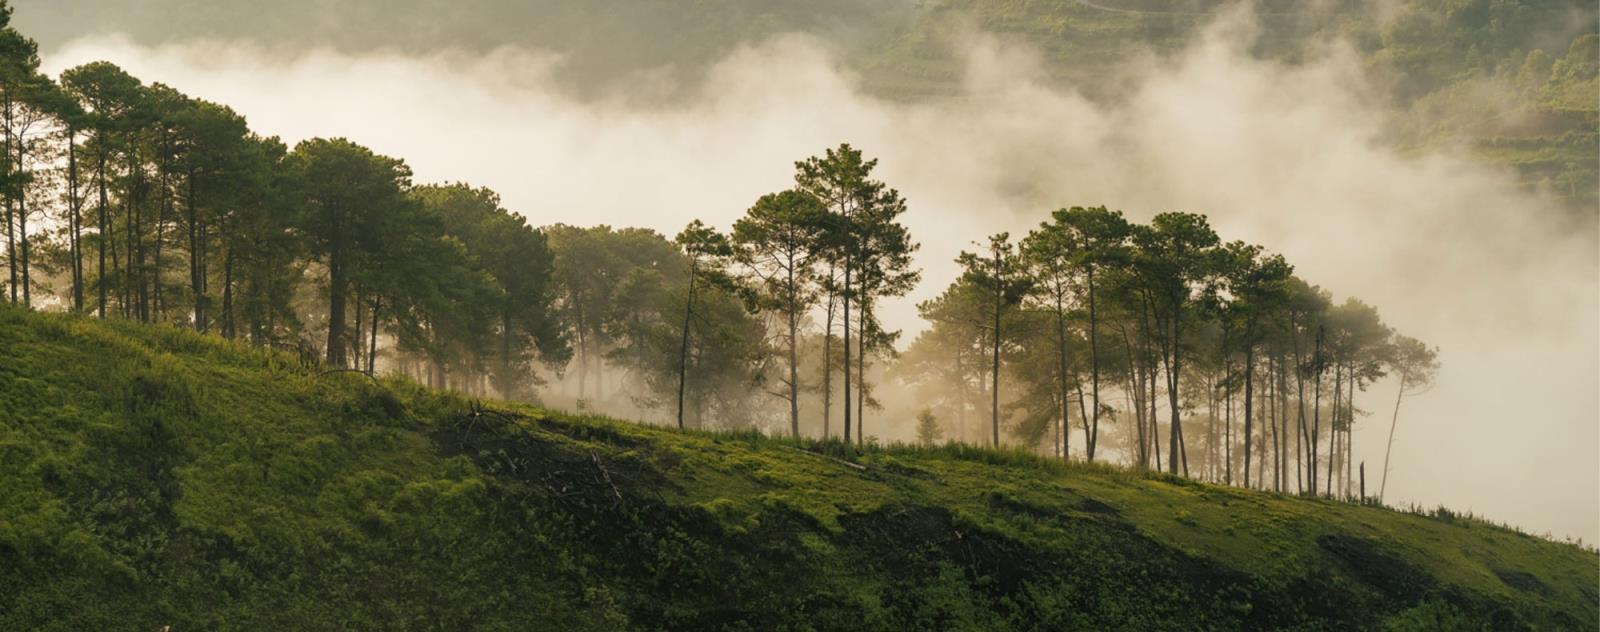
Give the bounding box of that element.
[43,9,1599,541]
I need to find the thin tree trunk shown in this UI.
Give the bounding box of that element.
[325,209,347,366]
[369,297,382,376]
[843,260,852,444]
[1379,375,1406,502]
[1243,345,1254,489]
[2,95,14,306]
[1225,362,1234,485]
[1329,364,1342,498]
[127,148,145,322]
[822,280,835,439]
[787,261,800,438]
[1124,325,1147,468]
[1087,266,1101,461]
[857,302,868,446]
[1280,354,1292,492]
[991,272,1002,449]
[1359,462,1366,504]
[221,246,235,338]
[14,115,30,309]
[354,287,366,364]
[955,343,967,443]
[17,178,28,308]
[1076,380,1089,461]
[97,150,108,318]
[69,129,83,312]
[1310,326,1323,494]
[1345,375,1355,499]
[1166,310,1182,475]
[1149,351,1160,472]
[676,264,697,430]
[1267,355,1279,491]
[1055,295,1070,460]
[188,172,204,331]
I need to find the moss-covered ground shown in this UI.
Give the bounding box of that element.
[1,305,1594,630]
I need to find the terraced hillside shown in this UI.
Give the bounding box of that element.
[0,306,1594,630]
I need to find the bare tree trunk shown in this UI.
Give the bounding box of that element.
[221,246,235,338]
[1055,297,1070,460]
[128,148,147,323]
[69,130,84,312]
[1150,353,1161,473]
[991,278,1002,448]
[17,180,28,308]
[353,287,366,364]
[1309,326,1323,495]
[1086,266,1102,461]
[324,210,346,366]
[1243,345,1254,489]
[3,116,13,305]
[14,109,30,309]
[188,173,205,332]
[1328,364,1342,498]
[675,264,697,430]
[1124,326,1146,468]
[1130,367,1146,467]
[857,300,870,446]
[1225,362,1234,485]
[821,270,836,439]
[96,151,108,318]
[955,344,967,444]
[1267,355,1278,491]
[787,263,800,438]
[153,144,173,320]
[1359,461,1365,504]
[843,260,852,444]
[1076,380,1089,461]
[368,297,381,376]
[1345,375,1355,499]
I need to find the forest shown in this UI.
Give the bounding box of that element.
[0,2,1459,501]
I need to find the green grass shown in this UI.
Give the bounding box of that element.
[1,305,1594,630]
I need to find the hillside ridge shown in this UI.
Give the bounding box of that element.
[0,306,1594,630]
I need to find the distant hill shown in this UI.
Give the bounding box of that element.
[1,305,1594,630]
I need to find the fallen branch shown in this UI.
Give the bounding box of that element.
[782,446,868,472]
[590,450,626,505]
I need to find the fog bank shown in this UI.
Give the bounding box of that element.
[43,10,1598,542]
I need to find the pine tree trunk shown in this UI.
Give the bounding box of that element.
[97,151,108,318]
[991,281,1001,448]
[221,246,235,338]
[675,264,697,430]
[842,261,852,444]
[1243,345,1254,489]
[1056,296,1070,460]
[69,130,83,312]
[1087,266,1101,461]
[821,283,835,440]
[787,262,800,438]
[188,172,204,331]
[857,302,867,446]
[325,207,347,366]
[369,297,381,376]
[1166,311,1182,475]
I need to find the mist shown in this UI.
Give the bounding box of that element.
[38,8,1598,543]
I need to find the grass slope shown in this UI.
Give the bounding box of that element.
[1,306,1594,630]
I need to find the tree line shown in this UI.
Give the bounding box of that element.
[0,3,1437,499]
[903,208,1440,499]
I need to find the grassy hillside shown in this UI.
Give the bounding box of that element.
[0,305,1594,630]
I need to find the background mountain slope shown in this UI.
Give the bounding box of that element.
[0,305,1593,630]
[16,0,1595,214]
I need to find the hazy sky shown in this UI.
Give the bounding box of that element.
[35,9,1599,542]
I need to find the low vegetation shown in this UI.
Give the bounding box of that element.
[2,305,1593,630]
